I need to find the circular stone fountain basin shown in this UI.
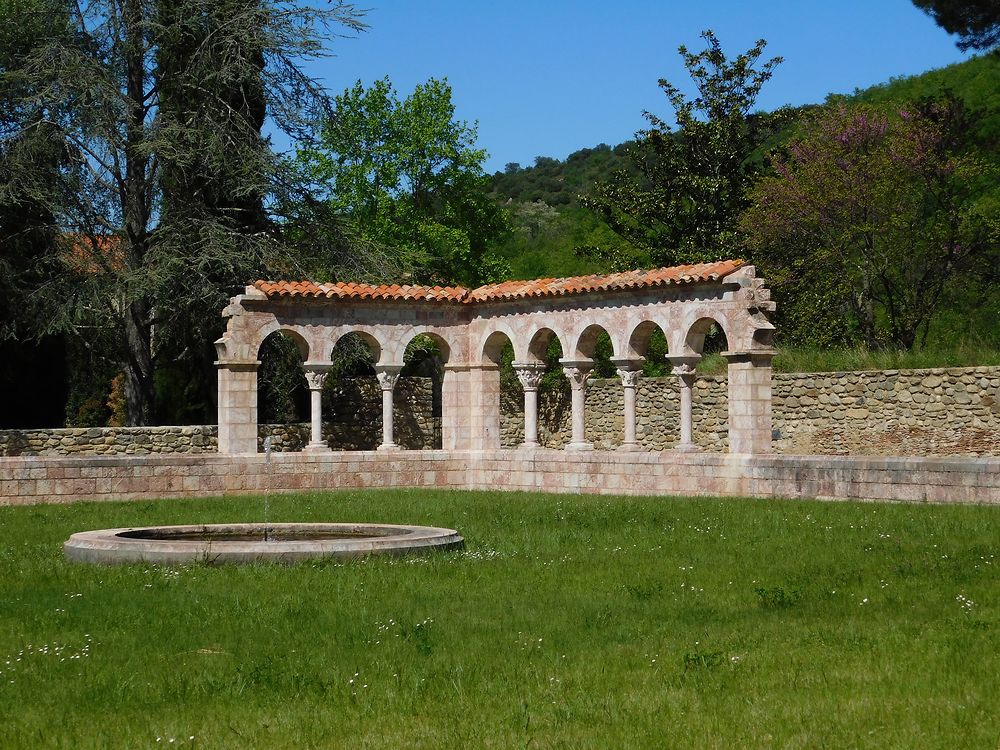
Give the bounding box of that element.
[64,523,464,566]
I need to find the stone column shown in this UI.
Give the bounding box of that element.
[513,362,546,447]
[561,361,593,451]
[723,350,775,455]
[667,355,701,452]
[216,360,260,455]
[303,363,333,453]
[375,365,402,451]
[673,363,699,451]
[612,359,642,451]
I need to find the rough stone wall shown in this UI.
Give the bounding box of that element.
[499,366,1000,457]
[772,367,1000,456]
[2,367,997,457]
[262,377,439,452]
[0,377,440,456]
[0,425,218,457]
[500,378,729,451]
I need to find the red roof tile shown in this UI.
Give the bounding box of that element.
[252,259,745,304]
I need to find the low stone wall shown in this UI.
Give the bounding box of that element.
[501,377,729,451]
[2,367,997,457]
[0,425,219,457]
[0,377,440,457]
[1,450,997,507]
[773,367,999,456]
[501,366,1000,457]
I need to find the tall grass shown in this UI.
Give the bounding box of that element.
[1,490,998,748]
[697,342,1000,375]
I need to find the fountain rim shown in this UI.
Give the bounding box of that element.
[64,522,465,565]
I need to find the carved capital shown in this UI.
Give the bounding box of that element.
[513,362,545,391]
[375,366,402,391]
[303,370,328,391]
[618,368,641,388]
[562,366,591,390]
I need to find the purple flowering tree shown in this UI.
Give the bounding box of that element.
[742,96,999,349]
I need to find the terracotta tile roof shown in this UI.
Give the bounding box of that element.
[466,260,745,302]
[252,259,745,304]
[252,280,468,302]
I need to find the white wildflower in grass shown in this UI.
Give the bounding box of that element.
[956,594,976,612]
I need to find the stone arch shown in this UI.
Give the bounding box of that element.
[400,328,453,365]
[572,322,615,361]
[254,323,312,361]
[627,319,671,360]
[680,315,732,357]
[481,329,514,366]
[330,329,383,363]
[526,327,565,363]
[256,328,310,434]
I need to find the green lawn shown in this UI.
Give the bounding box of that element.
[1,490,998,748]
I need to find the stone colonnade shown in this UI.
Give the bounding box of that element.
[215,261,777,456]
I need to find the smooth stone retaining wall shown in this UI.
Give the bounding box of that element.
[0,450,997,507]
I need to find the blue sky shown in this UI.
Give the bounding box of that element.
[305,0,973,173]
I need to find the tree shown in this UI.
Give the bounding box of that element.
[0,0,367,425]
[581,30,789,269]
[300,77,510,287]
[742,96,1000,350]
[913,0,1000,51]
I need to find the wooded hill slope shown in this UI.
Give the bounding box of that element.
[488,53,1000,284]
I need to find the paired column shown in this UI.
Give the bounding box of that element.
[671,362,699,451]
[561,360,593,451]
[513,362,545,447]
[612,358,642,451]
[375,365,402,451]
[303,363,333,453]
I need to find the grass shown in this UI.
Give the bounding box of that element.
[697,341,1000,375]
[2,489,1000,748]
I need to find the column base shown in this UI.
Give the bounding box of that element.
[673,442,701,453]
[618,442,643,452]
[376,443,400,452]
[303,442,332,454]
[517,442,540,451]
[565,442,594,452]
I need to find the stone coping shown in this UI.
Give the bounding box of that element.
[2,448,998,469]
[64,522,465,565]
[1,449,998,508]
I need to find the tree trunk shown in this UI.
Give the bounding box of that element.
[122,0,154,425]
[124,299,154,426]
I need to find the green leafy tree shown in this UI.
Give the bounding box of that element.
[301,77,510,287]
[582,30,789,269]
[742,96,1000,350]
[0,0,367,425]
[913,0,1000,51]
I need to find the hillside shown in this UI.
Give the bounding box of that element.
[489,54,1000,282]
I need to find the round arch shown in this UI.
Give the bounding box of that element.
[572,323,615,361]
[526,327,565,363]
[253,324,311,361]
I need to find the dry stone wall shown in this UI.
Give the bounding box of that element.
[500,366,1000,457]
[2,367,997,457]
[0,377,440,456]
